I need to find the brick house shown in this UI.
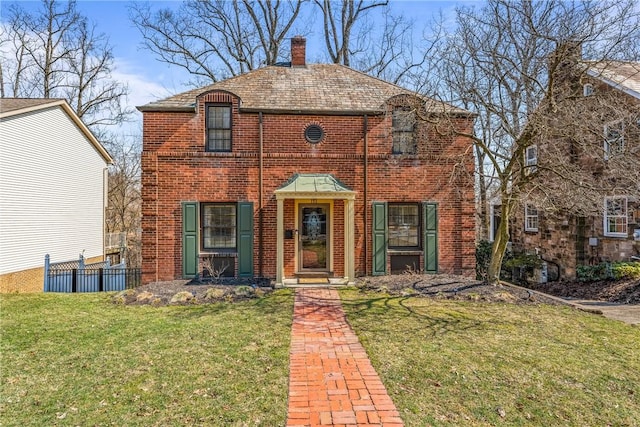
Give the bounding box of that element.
[138,37,476,286]
[510,59,640,279]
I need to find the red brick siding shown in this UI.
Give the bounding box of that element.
[141,91,476,283]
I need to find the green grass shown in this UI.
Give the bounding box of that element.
[340,290,640,426]
[0,290,294,426]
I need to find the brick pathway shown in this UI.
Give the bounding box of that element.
[286,288,403,427]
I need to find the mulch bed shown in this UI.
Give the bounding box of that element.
[113,271,639,307]
[525,278,640,304]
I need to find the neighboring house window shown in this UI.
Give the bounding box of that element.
[201,203,236,250]
[206,104,232,152]
[604,120,624,160]
[524,145,538,173]
[604,196,628,237]
[583,84,594,96]
[388,203,420,249]
[392,108,416,154]
[525,204,539,232]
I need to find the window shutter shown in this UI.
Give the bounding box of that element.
[372,202,387,276]
[237,202,254,277]
[182,202,199,278]
[423,202,438,274]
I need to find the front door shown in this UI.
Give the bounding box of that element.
[299,204,329,270]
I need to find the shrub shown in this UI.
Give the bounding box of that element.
[612,262,640,280]
[503,253,543,285]
[576,262,640,281]
[475,240,493,281]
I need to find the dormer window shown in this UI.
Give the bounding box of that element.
[206,104,232,152]
[392,107,416,155]
[583,84,594,96]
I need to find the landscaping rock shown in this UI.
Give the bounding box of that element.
[136,291,155,303]
[204,288,226,300]
[170,291,195,304]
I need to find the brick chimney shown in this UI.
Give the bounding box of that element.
[291,36,306,67]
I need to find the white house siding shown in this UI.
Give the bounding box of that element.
[0,106,108,275]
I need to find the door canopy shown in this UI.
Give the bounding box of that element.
[275,173,355,200]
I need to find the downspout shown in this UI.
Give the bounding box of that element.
[259,112,264,277]
[363,115,368,275]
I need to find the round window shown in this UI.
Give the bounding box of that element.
[304,124,325,144]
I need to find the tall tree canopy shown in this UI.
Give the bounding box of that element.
[429,0,640,283]
[0,0,130,128]
[129,0,307,84]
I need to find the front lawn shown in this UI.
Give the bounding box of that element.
[341,290,640,426]
[0,290,294,426]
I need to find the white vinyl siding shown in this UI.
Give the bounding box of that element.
[0,106,108,274]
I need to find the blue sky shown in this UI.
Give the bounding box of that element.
[3,0,471,135]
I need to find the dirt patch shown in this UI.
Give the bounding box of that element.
[525,278,640,304]
[354,273,563,305]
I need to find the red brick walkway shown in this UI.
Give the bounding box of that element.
[286,288,403,427]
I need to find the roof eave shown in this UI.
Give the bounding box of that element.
[136,105,197,113]
[587,68,640,101]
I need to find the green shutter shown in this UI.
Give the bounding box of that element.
[423,202,438,274]
[237,202,254,277]
[372,202,387,276]
[182,202,199,278]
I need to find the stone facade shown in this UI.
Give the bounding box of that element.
[511,60,640,279]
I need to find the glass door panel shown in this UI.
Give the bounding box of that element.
[300,205,328,270]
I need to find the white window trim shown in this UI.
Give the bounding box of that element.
[525,204,539,232]
[603,196,628,238]
[604,120,624,160]
[524,145,538,174]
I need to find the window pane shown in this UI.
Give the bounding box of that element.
[393,132,415,154]
[604,197,628,235]
[392,108,416,155]
[207,105,232,152]
[202,204,236,249]
[388,204,420,247]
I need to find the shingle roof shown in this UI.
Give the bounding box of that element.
[0,98,64,115]
[138,64,469,115]
[586,61,640,99]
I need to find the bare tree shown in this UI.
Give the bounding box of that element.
[429,0,640,284]
[129,0,307,84]
[314,0,387,66]
[1,0,130,128]
[313,0,420,85]
[105,134,142,268]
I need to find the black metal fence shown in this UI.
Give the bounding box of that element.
[44,254,140,293]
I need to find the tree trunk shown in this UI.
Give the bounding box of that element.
[487,198,511,285]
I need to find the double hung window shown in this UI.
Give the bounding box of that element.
[604,197,628,237]
[206,104,232,152]
[524,145,538,174]
[525,204,539,232]
[388,203,420,249]
[201,204,236,250]
[392,108,416,154]
[604,120,624,160]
